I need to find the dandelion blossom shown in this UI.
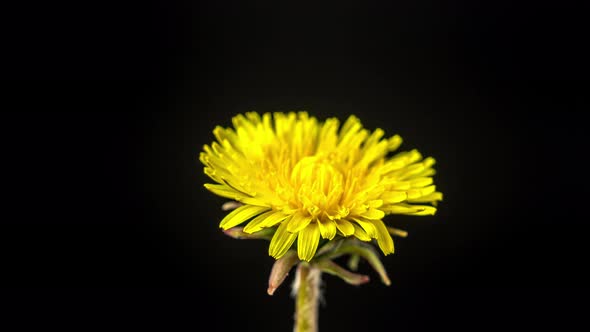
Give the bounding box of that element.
[200,112,442,262]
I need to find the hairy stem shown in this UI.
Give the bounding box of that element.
[293,263,321,332]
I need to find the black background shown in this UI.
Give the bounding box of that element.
[3,1,588,331]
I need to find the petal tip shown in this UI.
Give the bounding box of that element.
[267,286,276,296]
[360,275,370,285]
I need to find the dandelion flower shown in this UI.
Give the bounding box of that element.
[200,112,442,262]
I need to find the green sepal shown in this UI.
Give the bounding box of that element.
[267,250,299,295]
[315,259,370,286]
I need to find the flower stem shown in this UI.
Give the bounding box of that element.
[294,263,321,332]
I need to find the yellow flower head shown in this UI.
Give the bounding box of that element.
[201,112,442,261]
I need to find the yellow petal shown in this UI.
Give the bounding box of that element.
[384,203,437,215]
[372,219,394,255]
[318,220,337,240]
[381,204,420,214]
[379,160,406,174]
[405,149,423,164]
[388,181,411,191]
[243,210,287,234]
[364,128,384,148]
[409,177,433,188]
[204,183,243,201]
[352,218,377,238]
[297,223,320,261]
[352,224,372,241]
[259,211,289,228]
[219,205,269,230]
[269,221,298,259]
[339,115,361,139]
[204,183,267,206]
[360,208,385,220]
[419,185,436,196]
[387,134,403,151]
[400,163,425,179]
[416,168,436,177]
[417,168,436,177]
[406,185,437,201]
[317,118,340,151]
[422,157,436,168]
[381,191,407,204]
[335,219,355,236]
[406,189,424,200]
[368,199,384,208]
[407,206,437,216]
[407,192,443,203]
[203,166,223,183]
[286,213,313,233]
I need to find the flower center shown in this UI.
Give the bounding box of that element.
[290,156,349,221]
